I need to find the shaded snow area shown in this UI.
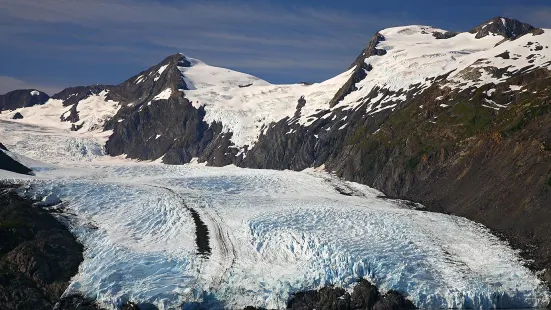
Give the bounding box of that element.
[0,120,109,164]
[0,120,549,309]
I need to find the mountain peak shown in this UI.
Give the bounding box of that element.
[159,53,192,68]
[469,16,535,39]
[0,89,50,111]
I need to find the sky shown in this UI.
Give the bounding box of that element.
[1,0,551,95]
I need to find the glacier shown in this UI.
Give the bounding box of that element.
[0,118,549,309]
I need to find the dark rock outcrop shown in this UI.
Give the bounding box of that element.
[373,291,416,310]
[532,28,545,36]
[105,96,221,163]
[107,54,189,106]
[12,112,23,119]
[469,17,535,39]
[432,31,459,39]
[495,51,510,59]
[102,53,228,164]
[52,85,112,107]
[0,89,49,112]
[350,279,379,309]
[0,184,96,309]
[328,32,386,108]
[60,104,80,123]
[0,147,33,175]
[287,279,414,310]
[55,294,103,310]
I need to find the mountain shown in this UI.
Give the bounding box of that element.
[1,17,550,286]
[0,89,49,112]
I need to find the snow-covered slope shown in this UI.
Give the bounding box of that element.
[184,68,354,148]
[2,119,549,309]
[0,90,120,133]
[179,57,270,90]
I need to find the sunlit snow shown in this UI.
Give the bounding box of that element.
[153,88,172,101]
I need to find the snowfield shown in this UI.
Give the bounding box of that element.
[0,118,549,309]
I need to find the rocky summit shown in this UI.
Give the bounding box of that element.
[1,15,551,308]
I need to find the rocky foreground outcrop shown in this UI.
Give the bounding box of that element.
[0,144,33,175]
[286,279,415,310]
[0,184,102,309]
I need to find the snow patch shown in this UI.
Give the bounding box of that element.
[152,88,172,101]
[154,64,168,82]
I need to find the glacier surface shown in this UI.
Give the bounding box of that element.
[0,118,549,309]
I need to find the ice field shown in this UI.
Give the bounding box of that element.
[0,119,549,309]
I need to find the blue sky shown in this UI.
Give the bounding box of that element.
[1,0,551,95]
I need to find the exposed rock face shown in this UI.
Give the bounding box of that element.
[469,17,535,39]
[373,291,416,310]
[52,85,112,107]
[108,53,190,104]
[286,279,414,310]
[0,147,33,175]
[12,112,23,119]
[329,32,385,108]
[0,184,93,309]
[54,294,104,310]
[532,28,545,36]
[432,31,459,39]
[105,96,221,163]
[0,89,49,112]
